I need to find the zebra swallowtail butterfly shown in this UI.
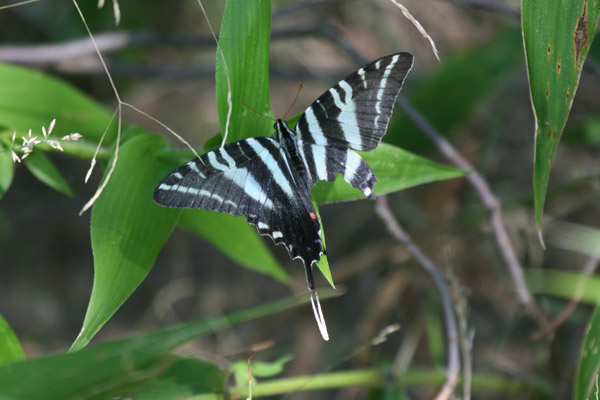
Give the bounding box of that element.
[153,53,414,340]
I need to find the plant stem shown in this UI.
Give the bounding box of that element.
[230,368,550,397]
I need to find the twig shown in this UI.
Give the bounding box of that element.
[533,256,600,340]
[389,0,440,61]
[0,28,334,65]
[375,196,460,400]
[396,96,540,319]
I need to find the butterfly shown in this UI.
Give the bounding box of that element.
[153,53,414,340]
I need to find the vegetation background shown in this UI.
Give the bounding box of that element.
[0,0,599,399]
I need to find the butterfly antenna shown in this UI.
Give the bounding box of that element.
[242,102,275,121]
[283,83,304,120]
[305,262,329,341]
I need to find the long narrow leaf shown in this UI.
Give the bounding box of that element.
[23,151,74,197]
[216,0,273,144]
[0,63,116,142]
[522,0,600,229]
[312,143,467,204]
[178,209,288,283]
[575,305,600,400]
[71,131,181,351]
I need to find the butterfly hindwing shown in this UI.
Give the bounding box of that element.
[296,139,376,199]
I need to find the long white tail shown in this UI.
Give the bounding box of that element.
[309,289,329,341]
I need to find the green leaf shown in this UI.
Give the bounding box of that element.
[216,0,274,144]
[313,201,334,288]
[575,305,600,400]
[230,355,293,389]
[0,315,24,367]
[0,293,312,400]
[386,29,523,151]
[527,269,600,304]
[178,209,288,283]
[71,131,182,351]
[0,142,14,200]
[0,63,116,143]
[23,151,74,197]
[312,143,467,204]
[522,0,600,229]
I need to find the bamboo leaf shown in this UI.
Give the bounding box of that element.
[312,143,467,204]
[0,63,116,143]
[71,131,181,351]
[522,0,600,229]
[178,209,288,283]
[575,305,600,400]
[215,0,273,144]
[23,151,74,197]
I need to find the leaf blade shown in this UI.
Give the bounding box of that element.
[215,0,273,144]
[575,305,600,400]
[23,151,74,197]
[312,143,467,204]
[178,209,289,283]
[0,63,116,143]
[71,131,181,351]
[522,0,600,229]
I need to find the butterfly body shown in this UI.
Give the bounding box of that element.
[153,53,414,339]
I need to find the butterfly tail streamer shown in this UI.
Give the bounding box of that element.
[303,261,329,341]
[310,289,329,341]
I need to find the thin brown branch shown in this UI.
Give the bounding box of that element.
[395,96,541,320]
[375,196,460,400]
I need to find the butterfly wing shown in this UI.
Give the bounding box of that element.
[153,136,324,271]
[296,52,414,151]
[294,53,414,198]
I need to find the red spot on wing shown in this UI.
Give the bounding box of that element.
[309,212,317,220]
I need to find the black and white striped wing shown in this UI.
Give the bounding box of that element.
[296,53,414,151]
[295,53,414,198]
[153,137,323,269]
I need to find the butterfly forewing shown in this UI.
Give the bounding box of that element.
[296,53,414,152]
[153,136,323,272]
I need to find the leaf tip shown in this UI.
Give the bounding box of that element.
[537,227,546,250]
